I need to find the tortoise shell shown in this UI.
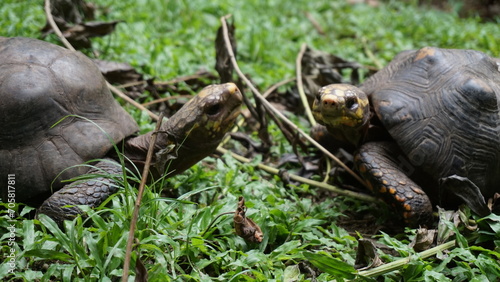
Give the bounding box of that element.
[363,47,500,200]
[0,37,138,205]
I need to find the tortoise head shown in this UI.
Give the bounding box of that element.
[156,83,242,174]
[312,84,370,146]
[165,82,242,144]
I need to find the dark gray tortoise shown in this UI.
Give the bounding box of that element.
[312,47,500,226]
[0,37,242,223]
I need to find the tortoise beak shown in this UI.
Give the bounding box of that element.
[222,82,243,122]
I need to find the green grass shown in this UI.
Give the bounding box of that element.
[2,0,500,281]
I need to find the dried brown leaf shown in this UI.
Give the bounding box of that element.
[46,0,94,25]
[42,0,115,49]
[234,197,263,243]
[301,47,367,101]
[63,20,121,48]
[354,238,383,270]
[215,20,236,83]
[489,192,500,212]
[134,256,148,282]
[93,59,143,86]
[409,227,436,252]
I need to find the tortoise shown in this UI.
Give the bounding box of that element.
[312,46,500,226]
[0,37,243,223]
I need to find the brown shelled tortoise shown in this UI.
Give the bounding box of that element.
[313,47,500,226]
[0,37,242,223]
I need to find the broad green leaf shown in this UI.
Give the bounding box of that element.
[22,220,35,250]
[292,218,325,233]
[271,240,302,259]
[38,214,71,250]
[303,251,356,279]
[24,249,73,262]
[283,265,301,281]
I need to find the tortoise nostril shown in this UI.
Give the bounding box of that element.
[323,99,335,106]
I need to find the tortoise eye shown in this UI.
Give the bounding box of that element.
[345,95,358,110]
[207,103,222,116]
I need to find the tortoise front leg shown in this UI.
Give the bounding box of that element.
[354,141,433,226]
[38,159,123,225]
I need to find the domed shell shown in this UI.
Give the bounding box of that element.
[0,37,139,204]
[363,47,500,198]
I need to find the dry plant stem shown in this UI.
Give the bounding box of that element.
[118,72,210,89]
[142,94,193,107]
[305,12,326,35]
[262,77,296,98]
[117,80,147,89]
[122,112,165,281]
[357,236,470,278]
[220,15,369,189]
[108,83,159,120]
[296,43,317,126]
[44,0,75,51]
[216,147,379,203]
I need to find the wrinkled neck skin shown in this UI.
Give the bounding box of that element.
[118,118,219,181]
[325,121,369,150]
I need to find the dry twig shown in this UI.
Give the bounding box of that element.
[296,43,316,126]
[142,94,193,107]
[305,12,326,36]
[122,112,164,281]
[217,147,378,203]
[262,77,295,98]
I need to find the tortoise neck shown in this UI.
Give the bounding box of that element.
[119,122,214,180]
[119,123,171,177]
[327,123,369,149]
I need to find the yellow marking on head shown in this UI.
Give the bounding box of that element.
[338,116,360,127]
[333,84,354,92]
[319,86,334,95]
[359,95,369,106]
[198,89,210,98]
[388,188,397,194]
[334,89,346,97]
[403,203,412,211]
[225,82,238,93]
[354,107,364,120]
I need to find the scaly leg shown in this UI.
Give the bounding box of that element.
[354,141,433,226]
[38,159,123,225]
